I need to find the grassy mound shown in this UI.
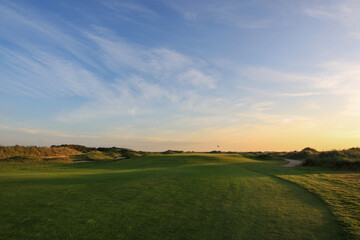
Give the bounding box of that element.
[72,151,114,161]
[0,145,81,159]
[0,155,74,163]
[243,152,285,160]
[0,145,146,163]
[304,148,360,170]
[52,145,145,158]
[2,155,43,162]
[285,147,318,160]
[51,144,97,153]
[162,150,184,154]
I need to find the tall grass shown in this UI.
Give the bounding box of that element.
[243,147,360,170]
[304,148,360,170]
[285,147,318,160]
[0,145,81,159]
[52,145,145,158]
[72,151,115,161]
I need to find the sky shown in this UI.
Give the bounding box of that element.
[0,0,360,151]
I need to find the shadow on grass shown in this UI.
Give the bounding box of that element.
[64,154,353,176]
[1,154,356,189]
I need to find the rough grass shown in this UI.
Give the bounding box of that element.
[304,148,360,170]
[285,147,318,160]
[0,154,351,240]
[239,156,360,239]
[0,145,144,163]
[52,144,145,158]
[0,146,81,159]
[252,147,360,170]
[279,173,360,239]
[72,151,114,161]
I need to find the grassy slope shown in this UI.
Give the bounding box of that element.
[279,173,360,239]
[0,154,351,239]
[240,158,360,239]
[304,148,360,170]
[0,146,81,159]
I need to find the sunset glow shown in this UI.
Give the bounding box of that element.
[0,0,359,151]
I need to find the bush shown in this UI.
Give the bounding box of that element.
[209,150,221,154]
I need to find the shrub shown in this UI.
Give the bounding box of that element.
[209,150,221,154]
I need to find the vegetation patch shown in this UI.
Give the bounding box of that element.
[52,145,145,159]
[285,147,318,160]
[72,151,113,161]
[0,145,81,159]
[243,152,284,160]
[279,173,360,239]
[304,148,360,170]
[245,147,360,170]
[161,150,184,154]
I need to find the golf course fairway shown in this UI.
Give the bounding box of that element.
[0,154,351,239]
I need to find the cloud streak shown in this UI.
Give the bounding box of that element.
[1,0,360,150]
[0,1,220,123]
[166,0,273,29]
[304,0,360,39]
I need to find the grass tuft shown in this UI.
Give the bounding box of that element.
[304,148,360,170]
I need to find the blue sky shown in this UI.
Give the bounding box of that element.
[0,0,359,151]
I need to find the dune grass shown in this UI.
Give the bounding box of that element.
[304,148,360,170]
[0,153,353,239]
[0,145,81,159]
[0,145,146,163]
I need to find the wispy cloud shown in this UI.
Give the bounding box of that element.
[304,0,360,39]
[282,92,321,97]
[240,61,360,119]
[178,69,216,89]
[0,2,103,71]
[0,123,203,150]
[1,0,359,150]
[0,1,220,123]
[0,124,99,139]
[100,0,159,23]
[166,0,273,29]
[0,46,113,101]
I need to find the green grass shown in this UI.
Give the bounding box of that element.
[236,157,360,239]
[0,154,356,239]
[279,173,360,239]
